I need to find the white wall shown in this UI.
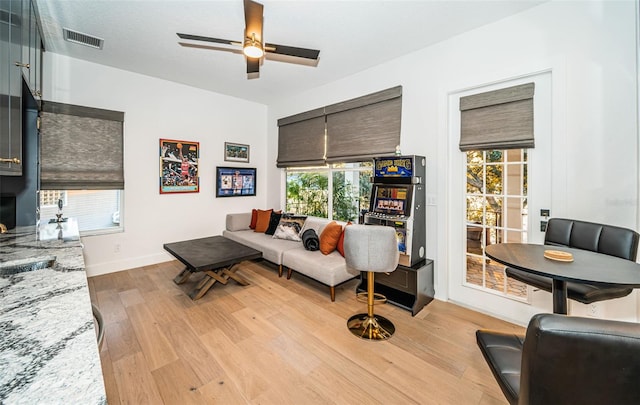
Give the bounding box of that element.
[43,54,268,276]
[267,0,639,324]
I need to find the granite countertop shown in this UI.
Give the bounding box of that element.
[0,220,107,404]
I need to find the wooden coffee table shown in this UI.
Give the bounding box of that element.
[164,236,262,300]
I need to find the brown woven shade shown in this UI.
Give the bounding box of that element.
[277,86,402,167]
[325,86,401,163]
[40,101,124,190]
[459,83,535,151]
[276,108,325,168]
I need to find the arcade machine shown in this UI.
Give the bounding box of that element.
[358,155,434,316]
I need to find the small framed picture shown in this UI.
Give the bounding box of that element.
[224,142,250,163]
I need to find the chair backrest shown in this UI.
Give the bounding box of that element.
[343,225,399,273]
[544,218,639,261]
[519,313,640,405]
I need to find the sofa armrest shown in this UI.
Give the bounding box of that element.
[226,212,252,231]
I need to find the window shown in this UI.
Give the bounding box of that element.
[39,190,122,234]
[286,161,372,222]
[465,149,529,298]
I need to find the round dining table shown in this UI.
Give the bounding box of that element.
[485,243,640,314]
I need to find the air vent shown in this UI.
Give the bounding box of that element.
[63,28,104,49]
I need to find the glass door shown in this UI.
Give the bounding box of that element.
[465,149,529,299]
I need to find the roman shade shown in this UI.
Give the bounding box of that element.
[459,83,535,151]
[276,108,325,168]
[277,86,402,167]
[325,86,402,163]
[40,101,124,190]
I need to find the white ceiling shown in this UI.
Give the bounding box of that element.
[35,0,546,105]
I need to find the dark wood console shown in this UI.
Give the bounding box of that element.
[357,259,434,316]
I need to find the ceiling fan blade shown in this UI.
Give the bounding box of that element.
[178,42,244,55]
[265,43,320,61]
[246,57,260,74]
[244,0,263,43]
[177,33,240,46]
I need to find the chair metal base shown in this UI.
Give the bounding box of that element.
[347,313,395,340]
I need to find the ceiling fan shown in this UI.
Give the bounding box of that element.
[177,0,320,78]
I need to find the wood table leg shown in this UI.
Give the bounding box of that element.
[195,274,211,290]
[189,275,218,300]
[204,270,230,285]
[222,264,249,286]
[186,263,250,300]
[173,268,191,285]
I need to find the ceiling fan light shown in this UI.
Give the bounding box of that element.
[243,34,264,58]
[243,44,264,58]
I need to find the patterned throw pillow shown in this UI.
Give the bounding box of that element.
[273,215,307,241]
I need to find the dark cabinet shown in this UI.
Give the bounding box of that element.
[1,0,43,176]
[0,0,23,175]
[357,259,435,316]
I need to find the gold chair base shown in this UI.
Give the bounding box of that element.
[355,291,387,304]
[347,313,395,340]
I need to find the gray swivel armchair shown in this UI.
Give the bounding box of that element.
[344,224,399,340]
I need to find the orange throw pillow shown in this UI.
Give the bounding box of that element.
[319,221,343,255]
[249,209,258,229]
[337,222,352,257]
[254,209,273,233]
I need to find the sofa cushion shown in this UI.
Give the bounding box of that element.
[226,212,252,231]
[320,221,343,255]
[254,209,273,233]
[282,246,358,286]
[223,229,300,265]
[273,214,307,241]
[301,216,333,236]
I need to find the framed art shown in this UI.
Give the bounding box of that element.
[159,139,200,194]
[216,166,256,197]
[224,142,250,163]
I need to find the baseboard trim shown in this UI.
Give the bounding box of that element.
[85,252,174,277]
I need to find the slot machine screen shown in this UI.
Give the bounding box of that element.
[371,185,412,216]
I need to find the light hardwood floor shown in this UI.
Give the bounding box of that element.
[88,259,524,405]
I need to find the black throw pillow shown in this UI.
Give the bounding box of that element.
[265,211,283,235]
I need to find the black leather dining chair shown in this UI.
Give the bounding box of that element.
[476,313,640,405]
[506,218,640,304]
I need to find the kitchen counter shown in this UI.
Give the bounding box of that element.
[0,220,107,404]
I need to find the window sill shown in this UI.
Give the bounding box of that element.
[80,226,124,238]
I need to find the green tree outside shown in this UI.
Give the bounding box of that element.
[286,168,372,222]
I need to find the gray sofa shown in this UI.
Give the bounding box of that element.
[223,212,358,301]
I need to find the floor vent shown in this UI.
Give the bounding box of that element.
[63,28,104,49]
